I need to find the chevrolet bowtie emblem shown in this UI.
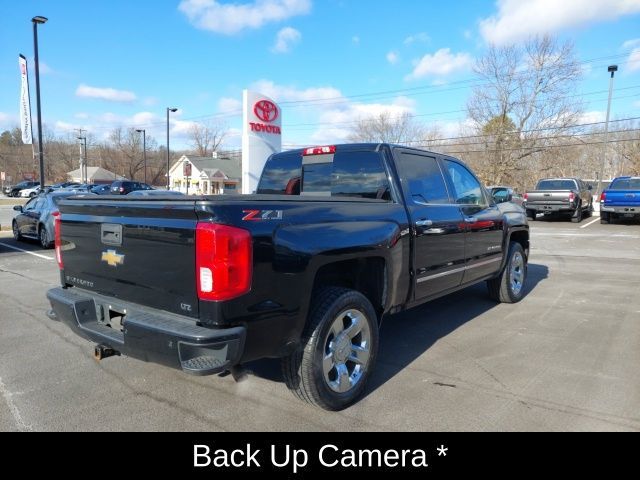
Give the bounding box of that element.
[101,249,124,267]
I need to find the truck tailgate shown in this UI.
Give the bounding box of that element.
[604,190,640,207]
[58,198,200,318]
[526,190,573,205]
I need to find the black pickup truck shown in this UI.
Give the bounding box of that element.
[46,143,529,410]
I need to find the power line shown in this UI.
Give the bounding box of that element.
[55,51,638,134]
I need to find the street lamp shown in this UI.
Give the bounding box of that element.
[598,65,618,197]
[32,15,47,187]
[166,107,178,189]
[136,129,146,184]
[77,136,87,183]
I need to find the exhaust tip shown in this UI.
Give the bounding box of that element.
[94,344,119,361]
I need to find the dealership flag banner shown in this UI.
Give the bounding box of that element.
[242,90,282,194]
[18,54,33,145]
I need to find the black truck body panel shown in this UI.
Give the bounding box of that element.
[47,143,528,375]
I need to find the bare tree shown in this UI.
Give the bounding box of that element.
[188,120,227,156]
[467,35,583,188]
[348,112,425,144]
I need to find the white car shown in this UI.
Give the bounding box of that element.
[19,185,41,198]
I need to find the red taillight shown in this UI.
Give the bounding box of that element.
[303,145,336,156]
[568,192,575,202]
[600,191,606,202]
[53,211,63,270]
[523,193,528,201]
[195,223,252,302]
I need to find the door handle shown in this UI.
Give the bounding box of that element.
[416,219,433,227]
[464,216,477,223]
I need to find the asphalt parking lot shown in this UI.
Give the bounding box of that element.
[1,215,639,431]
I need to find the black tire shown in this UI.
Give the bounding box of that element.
[487,242,527,303]
[585,202,593,217]
[281,287,379,411]
[29,192,36,198]
[12,221,22,241]
[571,202,582,223]
[39,225,51,248]
[600,212,610,224]
[526,209,536,221]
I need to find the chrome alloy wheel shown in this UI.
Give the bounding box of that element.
[510,251,525,296]
[322,309,371,394]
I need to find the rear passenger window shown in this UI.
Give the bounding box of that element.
[394,152,450,204]
[258,150,391,200]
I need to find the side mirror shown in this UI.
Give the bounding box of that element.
[13,205,23,212]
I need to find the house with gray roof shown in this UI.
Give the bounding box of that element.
[168,152,242,195]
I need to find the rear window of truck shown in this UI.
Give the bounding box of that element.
[536,179,577,190]
[257,150,391,200]
[609,178,640,190]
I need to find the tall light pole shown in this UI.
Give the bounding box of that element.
[166,107,177,189]
[77,135,87,183]
[598,64,618,197]
[136,129,146,184]
[32,16,47,187]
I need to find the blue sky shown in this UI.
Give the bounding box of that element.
[1,0,640,150]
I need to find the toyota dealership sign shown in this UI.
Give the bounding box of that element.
[242,90,282,194]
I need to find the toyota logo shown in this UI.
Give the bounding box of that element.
[254,100,279,123]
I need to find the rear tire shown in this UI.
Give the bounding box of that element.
[487,242,527,303]
[39,225,51,249]
[600,212,610,224]
[526,209,536,221]
[12,221,22,241]
[571,202,583,223]
[281,287,379,411]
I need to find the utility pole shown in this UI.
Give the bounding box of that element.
[32,16,48,187]
[76,128,86,183]
[598,65,618,197]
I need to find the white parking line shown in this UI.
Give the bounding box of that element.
[580,218,600,229]
[0,242,54,260]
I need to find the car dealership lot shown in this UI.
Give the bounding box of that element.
[0,218,639,431]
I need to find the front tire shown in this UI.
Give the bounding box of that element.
[282,287,379,411]
[487,242,527,303]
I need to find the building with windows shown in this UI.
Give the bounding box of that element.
[168,153,241,195]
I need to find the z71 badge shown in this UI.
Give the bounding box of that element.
[242,210,284,221]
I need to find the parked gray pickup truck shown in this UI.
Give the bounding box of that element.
[524,178,593,223]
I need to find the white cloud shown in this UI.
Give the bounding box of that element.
[627,48,640,71]
[352,36,360,44]
[178,0,312,35]
[271,27,301,53]
[480,0,640,45]
[74,112,89,119]
[579,111,606,124]
[404,32,430,45]
[250,79,343,103]
[76,84,137,103]
[54,121,83,133]
[405,48,473,81]
[622,38,640,49]
[218,97,242,113]
[386,51,399,65]
[309,96,416,144]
